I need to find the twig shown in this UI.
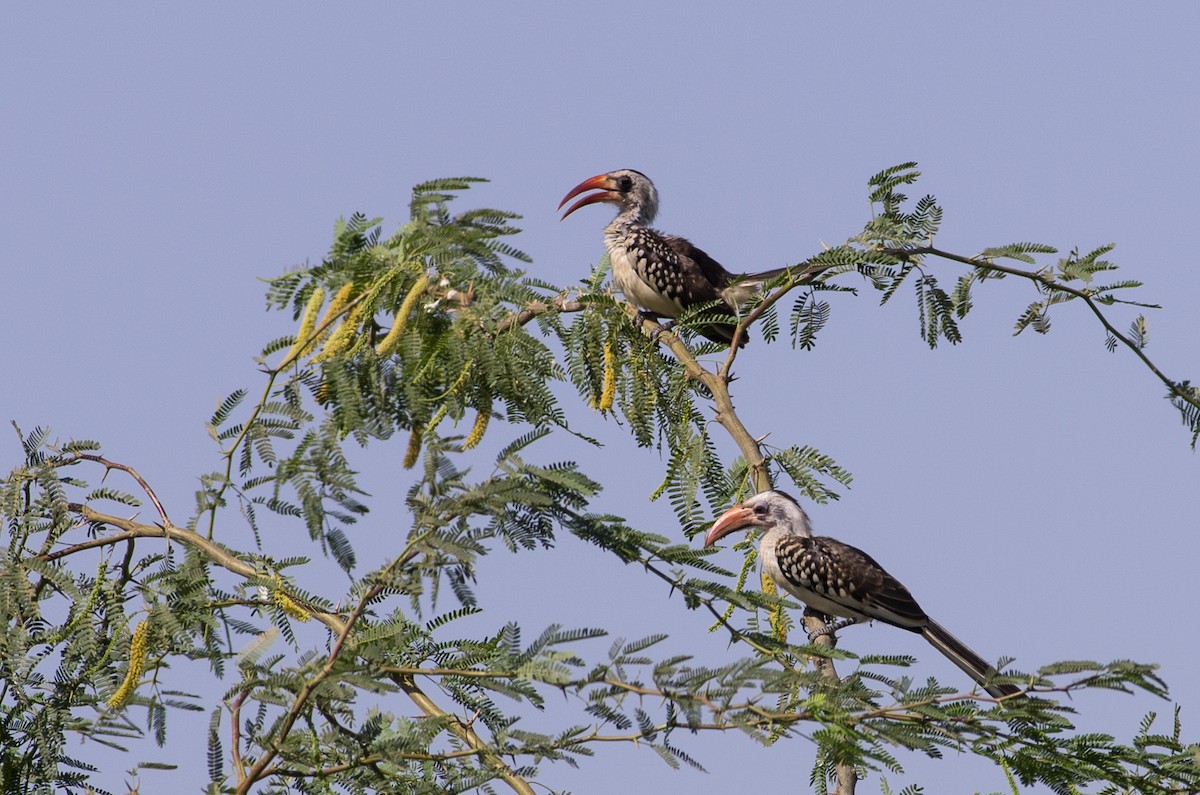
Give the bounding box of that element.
[230,690,248,782]
[623,300,858,794]
[496,294,585,334]
[73,454,172,526]
[388,673,537,795]
[724,259,833,369]
[887,246,1198,413]
[234,586,378,795]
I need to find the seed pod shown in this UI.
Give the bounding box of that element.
[323,283,356,321]
[314,378,330,404]
[314,299,367,362]
[598,338,617,412]
[463,393,492,450]
[313,282,356,342]
[376,273,431,357]
[761,573,789,642]
[283,286,326,364]
[107,619,150,709]
[402,422,424,469]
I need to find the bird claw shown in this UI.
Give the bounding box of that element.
[637,311,673,341]
[807,617,860,643]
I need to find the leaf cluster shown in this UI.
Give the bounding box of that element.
[3,169,1198,795]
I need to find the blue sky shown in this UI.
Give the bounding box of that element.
[3,3,1198,793]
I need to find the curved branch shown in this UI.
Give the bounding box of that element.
[621,305,773,490]
[235,584,376,794]
[496,294,585,334]
[889,245,1198,415]
[389,673,536,795]
[49,449,537,795]
[619,302,857,793]
[724,259,834,370]
[74,454,173,526]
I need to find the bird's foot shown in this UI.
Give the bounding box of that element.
[648,315,675,333]
[637,311,673,341]
[807,617,860,643]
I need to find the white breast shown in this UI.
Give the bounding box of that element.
[760,530,868,622]
[607,240,684,318]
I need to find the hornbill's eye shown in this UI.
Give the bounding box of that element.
[617,175,634,192]
[753,503,768,516]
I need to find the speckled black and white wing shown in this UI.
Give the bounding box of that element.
[770,534,929,631]
[663,234,737,296]
[617,228,727,315]
[606,225,743,345]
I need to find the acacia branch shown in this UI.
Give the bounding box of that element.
[387,672,537,795]
[229,690,248,781]
[72,454,173,526]
[641,556,787,660]
[235,586,377,794]
[889,245,1198,414]
[621,305,774,490]
[724,259,835,369]
[261,748,489,781]
[45,447,537,795]
[206,289,374,541]
[620,302,857,793]
[496,293,585,334]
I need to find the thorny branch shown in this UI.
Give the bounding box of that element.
[21,232,1192,794]
[35,455,537,795]
[614,306,858,792]
[233,581,377,794]
[886,245,1200,415]
[723,258,832,368]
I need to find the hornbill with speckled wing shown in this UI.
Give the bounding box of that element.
[559,169,787,346]
[705,489,1023,698]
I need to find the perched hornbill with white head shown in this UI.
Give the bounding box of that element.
[559,169,787,346]
[706,490,1022,698]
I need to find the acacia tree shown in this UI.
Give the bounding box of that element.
[3,165,1199,794]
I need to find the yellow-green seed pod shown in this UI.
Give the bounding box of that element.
[107,619,150,709]
[598,339,617,412]
[402,422,424,469]
[314,378,330,405]
[463,397,491,450]
[313,300,366,362]
[761,573,788,642]
[426,402,451,435]
[376,273,431,357]
[316,283,356,338]
[283,286,327,365]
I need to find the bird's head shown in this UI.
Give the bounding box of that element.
[704,490,814,547]
[558,169,659,225]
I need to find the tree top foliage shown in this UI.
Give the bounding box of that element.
[2,165,1198,794]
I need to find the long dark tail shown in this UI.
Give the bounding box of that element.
[740,266,790,283]
[921,619,1022,699]
[684,314,745,347]
[703,267,791,346]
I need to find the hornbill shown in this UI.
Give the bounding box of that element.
[559,169,787,346]
[705,490,1022,698]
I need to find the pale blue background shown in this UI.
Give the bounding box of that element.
[3,4,1198,793]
